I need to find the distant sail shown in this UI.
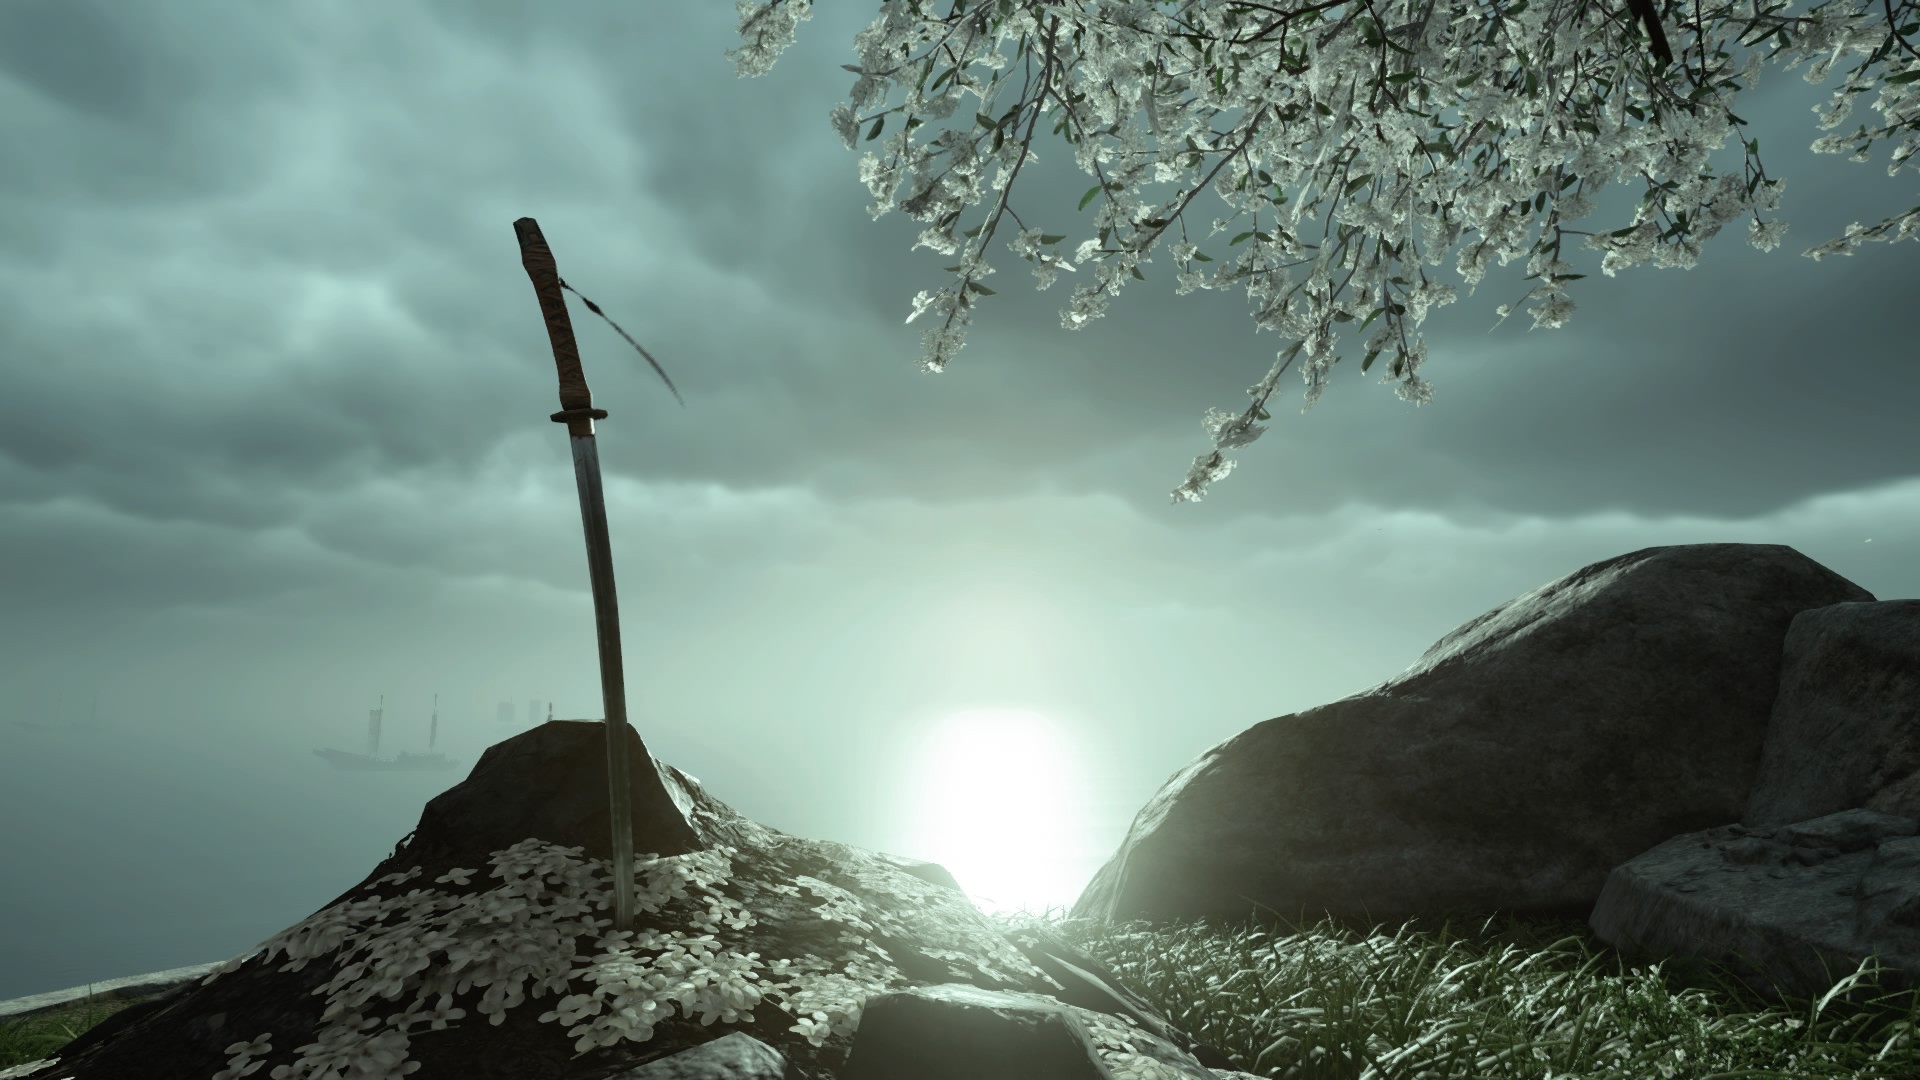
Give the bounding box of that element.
[367,695,384,757]
[314,694,459,772]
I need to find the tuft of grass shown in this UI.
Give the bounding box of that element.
[980,899,1920,1079]
[5,903,1915,1078]
[0,987,156,1073]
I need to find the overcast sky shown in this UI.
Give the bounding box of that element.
[2,0,1915,1001]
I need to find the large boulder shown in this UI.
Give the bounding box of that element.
[1071,543,1873,933]
[1588,808,1920,1005]
[1743,600,1920,829]
[11,721,1252,1080]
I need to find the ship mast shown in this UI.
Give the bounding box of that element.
[367,695,384,758]
[429,693,439,751]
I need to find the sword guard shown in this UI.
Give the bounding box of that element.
[550,407,610,423]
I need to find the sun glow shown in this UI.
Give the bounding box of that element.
[904,707,1090,918]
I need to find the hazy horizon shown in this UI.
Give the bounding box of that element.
[2,0,1916,1001]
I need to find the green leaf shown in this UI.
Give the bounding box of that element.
[1332,310,1354,322]
[1535,191,1547,212]
[1888,70,1920,85]
[840,64,864,74]
[1746,138,1760,154]
[1357,307,1383,332]
[1361,348,1383,373]
[964,224,984,239]
[976,112,998,131]
[965,281,996,295]
[992,126,1005,153]
[1386,71,1418,84]
[1039,234,1067,244]
[1191,250,1214,262]
[866,116,884,141]
[1343,174,1374,197]
[942,265,963,272]
[1078,186,1102,211]
[1553,273,1588,282]
[1253,407,1271,421]
[1130,266,1146,281]
[1230,230,1255,245]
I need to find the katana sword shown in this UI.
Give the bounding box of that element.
[512,216,639,934]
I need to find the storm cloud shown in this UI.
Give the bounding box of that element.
[0,0,1914,999]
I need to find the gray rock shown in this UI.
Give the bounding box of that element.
[1589,808,1920,1004]
[603,1031,786,1079]
[869,851,966,894]
[1072,543,1872,932]
[13,720,1238,1080]
[1004,923,1243,1072]
[841,983,1216,1080]
[1744,600,1920,829]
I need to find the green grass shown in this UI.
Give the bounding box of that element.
[4,901,1915,1078]
[980,899,1920,1079]
[0,988,157,1075]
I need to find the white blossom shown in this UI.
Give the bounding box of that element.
[727,0,1920,502]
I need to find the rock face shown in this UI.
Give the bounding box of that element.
[1072,544,1873,937]
[1589,809,1920,1006]
[13,721,1252,1080]
[1743,600,1920,829]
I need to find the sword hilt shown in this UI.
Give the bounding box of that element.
[514,217,599,425]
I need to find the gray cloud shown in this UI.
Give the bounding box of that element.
[1,0,1916,999]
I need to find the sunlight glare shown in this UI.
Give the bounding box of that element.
[905,707,1089,919]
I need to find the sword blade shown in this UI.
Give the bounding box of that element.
[567,431,637,934]
[513,215,637,934]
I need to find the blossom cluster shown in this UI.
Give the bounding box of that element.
[729,0,1919,501]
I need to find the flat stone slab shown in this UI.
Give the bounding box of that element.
[1589,808,1920,1003]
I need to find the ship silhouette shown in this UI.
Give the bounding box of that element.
[312,694,459,772]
